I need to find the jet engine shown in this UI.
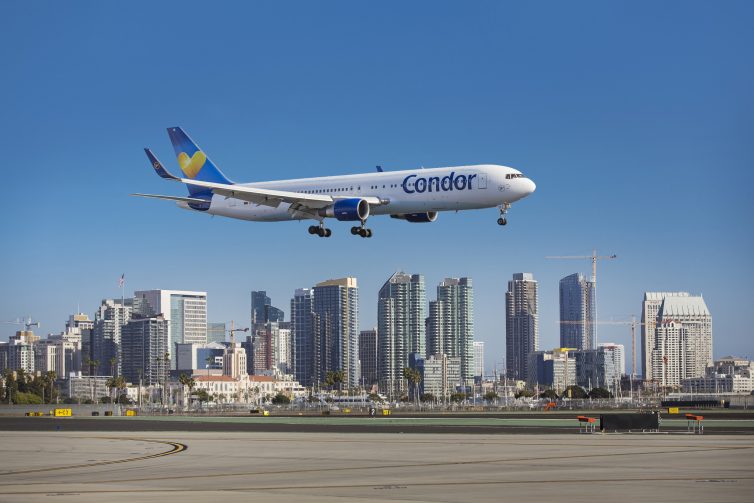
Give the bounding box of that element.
[390,211,438,223]
[321,198,370,221]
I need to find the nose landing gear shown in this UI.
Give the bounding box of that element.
[308,224,332,237]
[497,203,511,226]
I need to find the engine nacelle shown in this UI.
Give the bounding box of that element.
[322,198,370,222]
[390,211,438,223]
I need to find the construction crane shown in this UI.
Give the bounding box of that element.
[558,316,645,378]
[546,249,617,345]
[2,317,40,331]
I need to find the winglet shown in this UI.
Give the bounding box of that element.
[145,148,180,180]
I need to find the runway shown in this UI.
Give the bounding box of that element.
[1,431,752,502]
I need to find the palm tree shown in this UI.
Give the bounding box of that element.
[402,367,422,406]
[110,357,117,377]
[178,373,196,410]
[106,375,127,403]
[44,371,57,404]
[325,371,346,394]
[205,356,213,378]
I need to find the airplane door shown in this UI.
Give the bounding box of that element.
[478,173,487,189]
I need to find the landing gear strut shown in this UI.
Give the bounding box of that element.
[497,203,510,226]
[308,224,332,238]
[351,220,372,238]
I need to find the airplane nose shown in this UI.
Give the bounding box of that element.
[527,179,536,194]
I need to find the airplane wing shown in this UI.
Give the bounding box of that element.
[178,178,336,209]
[143,146,385,210]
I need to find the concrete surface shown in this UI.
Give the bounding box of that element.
[0,431,752,502]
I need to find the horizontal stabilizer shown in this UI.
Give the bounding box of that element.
[130,193,211,204]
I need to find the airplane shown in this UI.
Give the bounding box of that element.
[132,127,536,238]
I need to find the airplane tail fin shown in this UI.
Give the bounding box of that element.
[167,127,233,196]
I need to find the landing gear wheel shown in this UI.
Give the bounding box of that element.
[351,226,359,235]
[366,229,373,238]
[324,228,332,237]
[308,226,318,234]
[497,203,511,227]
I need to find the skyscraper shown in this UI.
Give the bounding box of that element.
[206,322,226,344]
[559,273,595,350]
[641,292,694,380]
[506,273,538,381]
[359,329,378,387]
[473,341,485,378]
[377,272,426,396]
[134,290,207,368]
[427,277,474,386]
[598,342,626,377]
[642,292,712,386]
[251,291,284,325]
[92,298,133,376]
[120,314,169,386]
[291,288,314,386]
[312,277,359,388]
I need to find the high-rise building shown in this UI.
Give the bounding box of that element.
[598,342,625,377]
[223,342,248,379]
[92,299,132,376]
[207,322,226,344]
[120,314,169,386]
[574,347,620,391]
[291,288,314,386]
[559,273,595,350]
[277,322,292,375]
[427,277,474,386]
[251,291,284,325]
[249,325,272,375]
[377,272,426,396]
[66,313,92,375]
[1,334,36,373]
[35,336,79,377]
[505,273,538,381]
[243,320,289,376]
[420,353,462,400]
[641,292,709,381]
[473,341,485,378]
[643,293,712,386]
[359,329,378,387]
[312,277,359,388]
[134,290,207,368]
[527,348,576,392]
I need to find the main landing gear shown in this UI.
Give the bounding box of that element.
[308,224,332,238]
[351,226,373,238]
[497,203,511,226]
[350,222,373,238]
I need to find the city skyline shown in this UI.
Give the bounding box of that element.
[2,2,752,368]
[0,269,734,377]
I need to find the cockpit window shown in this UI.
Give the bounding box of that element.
[505,173,526,179]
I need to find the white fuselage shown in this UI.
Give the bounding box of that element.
[182,164,535,221]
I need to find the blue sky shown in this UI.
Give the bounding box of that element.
[2,1,752,373]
